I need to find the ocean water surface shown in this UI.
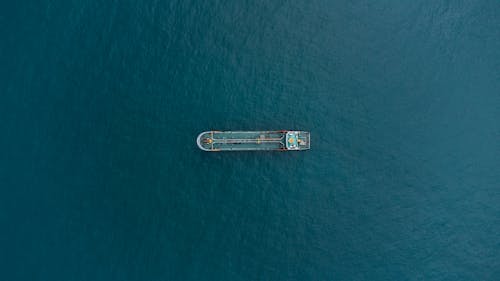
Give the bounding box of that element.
[1,0,499,280]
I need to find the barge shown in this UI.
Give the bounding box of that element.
[196,131,310,151]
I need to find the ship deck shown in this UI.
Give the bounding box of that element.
[197,131,310,151]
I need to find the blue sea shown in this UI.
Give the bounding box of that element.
[1,1,499,280]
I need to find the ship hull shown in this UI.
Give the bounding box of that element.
[196,131,310,151]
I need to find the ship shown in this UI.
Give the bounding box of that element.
[196,130,310,151]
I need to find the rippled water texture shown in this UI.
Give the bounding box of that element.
[1,1,499,280]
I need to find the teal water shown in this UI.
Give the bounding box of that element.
[1,1,499,280]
